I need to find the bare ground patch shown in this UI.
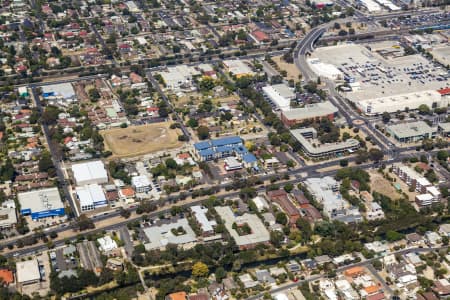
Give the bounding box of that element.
[101,123,182,157]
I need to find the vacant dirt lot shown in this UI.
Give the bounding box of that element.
[272,56,302,81]
[102,123,182,157]
[369,170,400,200]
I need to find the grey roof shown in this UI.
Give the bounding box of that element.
[291,128,359,157]
[387,121,435,139]
[282,102,338,120]
[438,122,450,132]
[215,206,270,247]
[18,187,64,213]
[143,218,197,250]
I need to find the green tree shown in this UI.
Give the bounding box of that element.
[418,104,431,115]
[197,126,210,140]
[275,212,288,225]
[192,261,209,278]
[187,118,198,128]
[382,112,390,123]
[368,148,384,162]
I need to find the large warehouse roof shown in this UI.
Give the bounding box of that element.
[16,259,40,283]
[387,121,434,139]
[262,84,295,111]
[282,102,338,121]
[72,160,108,185]
[75,184,106,207]
[42,83,75,99]
[18,187,64,213]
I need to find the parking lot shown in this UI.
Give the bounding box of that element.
[312,42,450,103]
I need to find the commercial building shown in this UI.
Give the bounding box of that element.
[72,160,108,186]
[387,121,436,143]
[75,184,107,211]
[357,0,382,12]
[281,102,338,126]
[223,60,255,78]
[142,218,197,251]
[0,200,17,229]
[131,175,151,193]
[193,136,248,161]
[307,58,343,80]
[158,65,201,91]
[438,122,450,137]
[215,206,270,249]
[190,205,217,236]
[97,236,118,252]
[16,259,40,285]
[356,90,446,116]
[42,83,76,102]
[290,128,359,158]
[392,164,432,193]
[18,187,65,220]
[224,157,242,171]
[305,177,362,223]
[262,84,296,112]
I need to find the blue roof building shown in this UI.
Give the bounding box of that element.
[193,136,248,161]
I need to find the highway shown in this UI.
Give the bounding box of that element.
[2,145,443,257]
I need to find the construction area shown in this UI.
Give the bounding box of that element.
[102,123,182,157]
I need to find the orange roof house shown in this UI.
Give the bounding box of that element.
[364,285,380,295]
[120,187,135,198]
[166,291,187,300]
[344,266,365,277]
[0,269,14,285]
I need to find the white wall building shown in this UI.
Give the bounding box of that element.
[72,160,108,186]
[131,175,151,193]
[76,184,107,211]
[262,84,296,112]
[356,90,446,116]
[97,236,118,252]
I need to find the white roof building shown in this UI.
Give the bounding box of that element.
[72,160,108,186]
[223,60,255,77]
[18,187,65,220]
[356,90,446,116]
[131,175,151,193]
[16,259,40,284]
[252,196,269,212]
[143,218,197,251]
[308,58,343,80]
[75,184,107,211]
[190,206,217,233]
[215,206,270,248]
[97,236,118,252]
[262,84,295,111]
[358,0,382,12]
[0,205,17,229]
[42,83,76,101]
[158,65,201,91]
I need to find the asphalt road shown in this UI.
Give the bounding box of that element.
[30,87,80,218]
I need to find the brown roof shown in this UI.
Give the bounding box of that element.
[188,294,209,300]
[272,197,299,217]
[366,292,385,300]
[417,292,439,300]
[267,189,288,200]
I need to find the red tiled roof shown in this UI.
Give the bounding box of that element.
[252,30,269,42]
[438,88,450,95]
[0,269,14,285]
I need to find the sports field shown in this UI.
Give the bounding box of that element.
[102,123,182,157]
